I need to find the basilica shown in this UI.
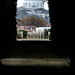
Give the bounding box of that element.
[23,0,44,9]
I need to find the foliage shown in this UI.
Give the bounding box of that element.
[23,31,28,38]
[17,33,21,38]
[44,29,48,39]
[17,16,48,27]
[19,30,28,38]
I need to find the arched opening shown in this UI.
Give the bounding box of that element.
[16,0,51,41]
[1,0,75,69]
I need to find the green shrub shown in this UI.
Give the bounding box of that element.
[44,29,48,39]
[17,33,21,39]
[18,30,28,38]
[23,31,27,38]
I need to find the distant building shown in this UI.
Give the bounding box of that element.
[17,25,51,39]
[36,27,51,33]
[23,0,44,9]
[17,26,36,32]
[17,25,51,33]
[16,0,50,23]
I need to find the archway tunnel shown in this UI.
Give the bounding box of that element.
[0,0,75,67]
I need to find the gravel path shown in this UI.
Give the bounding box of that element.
[1,58,70,67]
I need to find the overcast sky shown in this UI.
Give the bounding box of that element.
[17,0,49,10]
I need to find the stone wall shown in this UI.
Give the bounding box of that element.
[0,0,75,67]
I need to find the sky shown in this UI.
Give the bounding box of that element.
[17,0,49,10]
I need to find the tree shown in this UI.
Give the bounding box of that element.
[23,31,28,38]
[17,16,48,27]
[44,29,48,39]
[18,30,28,38]
[17,33,21,39]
